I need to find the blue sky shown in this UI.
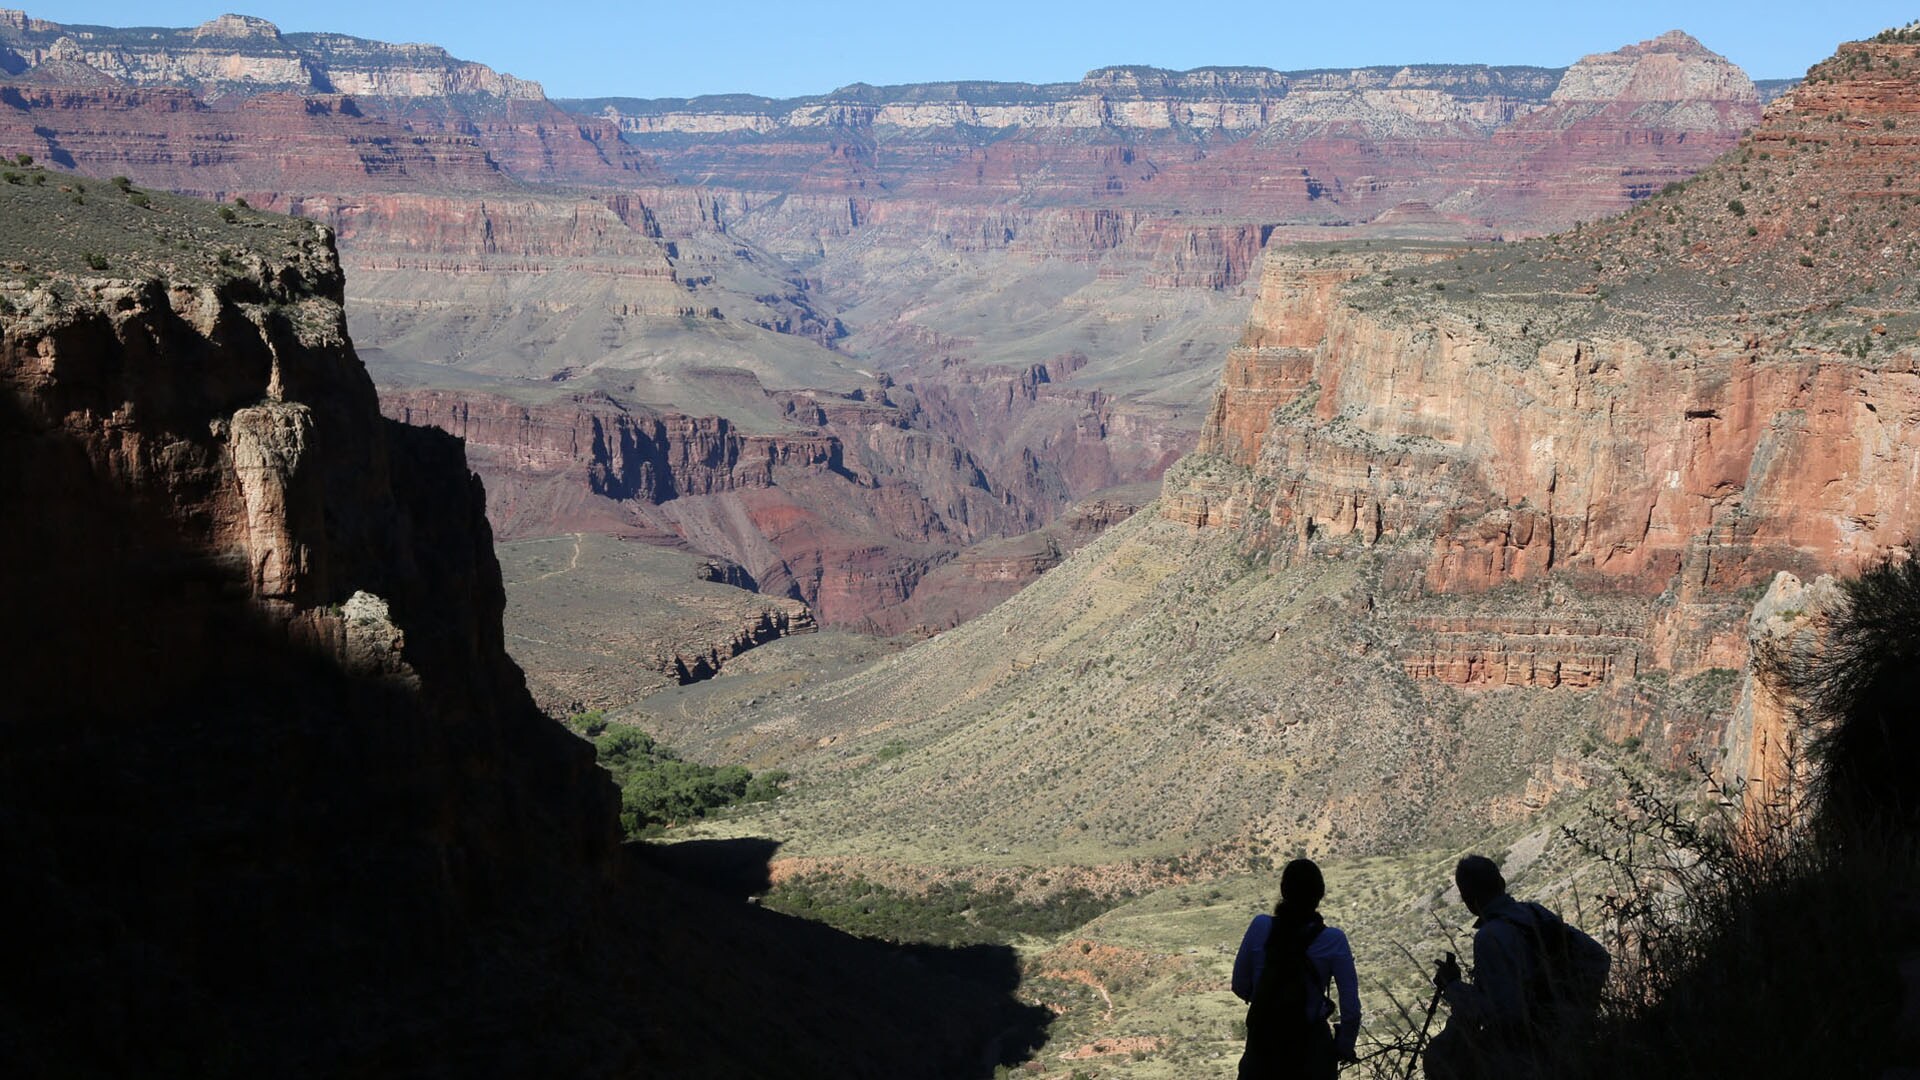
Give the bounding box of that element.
[19,2,1918,99]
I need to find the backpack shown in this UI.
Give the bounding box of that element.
[1244,914,1326,1038]
[1491,902,1609,1017]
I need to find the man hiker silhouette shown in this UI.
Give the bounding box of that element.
[1423,854,1610,1080]
[1232,858,1361,1079]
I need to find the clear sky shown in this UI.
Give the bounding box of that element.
[18,2,1918,100]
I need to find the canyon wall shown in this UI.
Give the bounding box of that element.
[0,13,1783,640]
[378,363,1166,634]
[0,173,1042,1077]
[0,172,624,1069]
[0,10,650,183]
[589,32,1761,234]
[1167,36,1920,762]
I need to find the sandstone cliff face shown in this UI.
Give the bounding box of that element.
[0,173,631,1067]
[1165,34,1920,761]
[1723,570,1840,816]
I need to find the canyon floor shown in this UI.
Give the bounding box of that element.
[569,32,1920,1075]
[611,502,1683,1076]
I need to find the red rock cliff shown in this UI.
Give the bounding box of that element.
[1166,35,1920,748]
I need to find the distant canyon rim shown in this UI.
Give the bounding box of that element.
[1,13,1772,677]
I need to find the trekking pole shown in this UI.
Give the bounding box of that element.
[1402,952,1454,1080]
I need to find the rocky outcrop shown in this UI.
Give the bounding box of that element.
[1724,570,1840,815]
[0,172,624,1069]
[1397,616,1643,688]
[667,607,816,683]
[1196,246,1457,465]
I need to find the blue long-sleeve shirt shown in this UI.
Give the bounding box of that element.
[1232,914,1362,1058]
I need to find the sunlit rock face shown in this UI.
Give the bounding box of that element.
[1163,33,1920,760]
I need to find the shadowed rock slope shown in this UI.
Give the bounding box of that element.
[0,174,1044,1077]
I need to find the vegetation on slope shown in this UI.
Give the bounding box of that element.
[566,711,787,837]
[0,158,320,295]
[1340,30,1920,362]
[1549,555,1920,1079]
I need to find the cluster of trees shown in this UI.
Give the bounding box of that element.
[765,873,1126,946]
[567,712,787,838]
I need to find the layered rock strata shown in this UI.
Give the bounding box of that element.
[0,15,1781,638]
[1166,33,1920,760]
[380,371,1160,634]
[0,10,649,183]
[592,33,1761,235]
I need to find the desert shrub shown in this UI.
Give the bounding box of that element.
[218,206,237,223]
[563,714,784,837]
[1558,554,1920,1078]
[1772,555,1920,828]
[743,769,789,802]
[1564,761,1913,1079]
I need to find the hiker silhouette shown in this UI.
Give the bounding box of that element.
[1232,858,1361,1079]
[1424,854,1610,1080]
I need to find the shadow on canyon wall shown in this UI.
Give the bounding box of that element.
[0,393,1049,1078]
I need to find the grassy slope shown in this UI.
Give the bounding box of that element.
[497,533,811,712]
[638,497,1665,1075]
[659,503,1635,866]
[0,167,325,291]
